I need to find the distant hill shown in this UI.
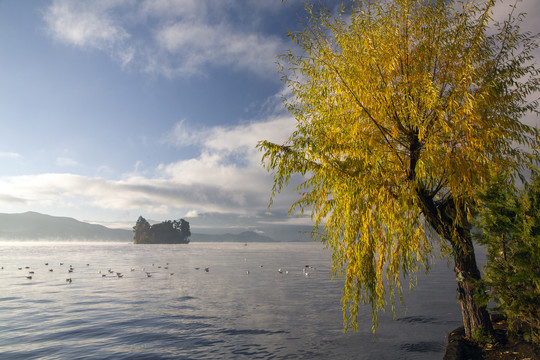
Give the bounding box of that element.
[0,212,276,242]
[0,212,132,241]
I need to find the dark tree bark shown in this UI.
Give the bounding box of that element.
[416,187,493,339]
[453,234,493,338]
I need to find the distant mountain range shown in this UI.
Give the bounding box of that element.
[0,212,275,242]
[0,212,132,241]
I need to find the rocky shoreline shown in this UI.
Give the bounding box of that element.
[443,316,539,360]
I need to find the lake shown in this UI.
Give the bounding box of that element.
[0,241,467,359]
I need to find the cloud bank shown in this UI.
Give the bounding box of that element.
[0,116,298,222]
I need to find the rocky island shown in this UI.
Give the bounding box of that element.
[133,216,190,244]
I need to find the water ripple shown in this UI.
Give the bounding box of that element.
[221,328,289,336]
[0,242,463,359]
[399,341,445,353]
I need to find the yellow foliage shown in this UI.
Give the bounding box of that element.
[259,0,539,332]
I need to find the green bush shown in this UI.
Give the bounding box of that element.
[475,173,540,344]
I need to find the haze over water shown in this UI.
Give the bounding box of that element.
[0,241,464,359]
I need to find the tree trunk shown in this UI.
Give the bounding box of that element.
[452,234,494,339]
[415,187,493,339]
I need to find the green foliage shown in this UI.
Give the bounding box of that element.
[179,218,191,239]
[259,0,540,332]
[475,173,540,344]
[133,216,190,244]
[133,216,151,244]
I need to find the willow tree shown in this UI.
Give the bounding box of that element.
[259,0,539,339]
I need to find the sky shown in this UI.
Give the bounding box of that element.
[0,0,538,236]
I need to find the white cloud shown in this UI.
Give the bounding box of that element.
[44,1,125,47]
[43,0,135,67]
[158,116,297,199]
[185,209,199,218]
[0,116,298,219]
[153,22,282,77]
[166,116,295,152]
[43,0,287,77]
[164,119,206,147]
[203,117,294,153]
[0,152,22,159]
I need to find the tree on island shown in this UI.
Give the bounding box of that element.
[133,216,151,244]
[259,0,539,340]
[133,216,190,244]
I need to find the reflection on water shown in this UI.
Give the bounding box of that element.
[0,241,464,359]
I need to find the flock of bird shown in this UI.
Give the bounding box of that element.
[2,261,317,284]
[2,262,180,283]
[248,264,316,277]
[98,263,178,279]
[0,262,80,283]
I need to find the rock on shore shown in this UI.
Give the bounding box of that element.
[443,316,539,360]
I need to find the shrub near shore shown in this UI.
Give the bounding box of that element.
[475,173,540,345]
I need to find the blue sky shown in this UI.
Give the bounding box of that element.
[0,0,538,234]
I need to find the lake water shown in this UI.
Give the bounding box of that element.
[0,241,467,359]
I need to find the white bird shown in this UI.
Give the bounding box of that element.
[278,268,283,274]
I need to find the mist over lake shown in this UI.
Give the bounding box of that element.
[0,241,466,359]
